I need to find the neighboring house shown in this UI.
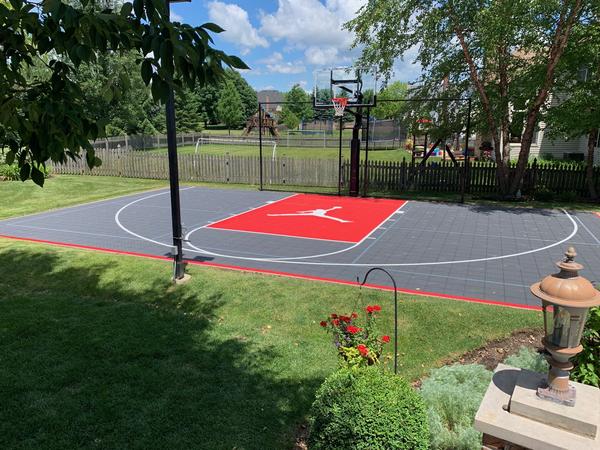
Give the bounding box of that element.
[507,94,599,162]
[257,90,284,113]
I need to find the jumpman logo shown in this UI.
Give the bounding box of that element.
[267,206,352,223]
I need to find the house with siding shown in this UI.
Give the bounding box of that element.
[507,94,599,163]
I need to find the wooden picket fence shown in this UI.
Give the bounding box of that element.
[52,149,599,196]
[52,149,340,187]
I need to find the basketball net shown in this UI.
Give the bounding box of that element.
[332,97,348,117]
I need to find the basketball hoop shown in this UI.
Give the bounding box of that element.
[332,97,348,116]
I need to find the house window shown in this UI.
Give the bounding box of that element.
[531,125,539,144]
[596,131,600,148]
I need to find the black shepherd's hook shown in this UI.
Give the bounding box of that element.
[357,267,399,375]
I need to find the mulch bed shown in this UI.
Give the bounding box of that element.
[452,328,545,369]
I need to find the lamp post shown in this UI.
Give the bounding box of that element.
[165,0,190,281]
[530,247,600,406]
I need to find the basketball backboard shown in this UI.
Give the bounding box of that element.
[313,66,378,108]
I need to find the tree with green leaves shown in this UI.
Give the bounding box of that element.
[0,0,247,185]
[223,68,257,121]
[372,81,408,120]
[347,0,589,196]
[282,84,313,124]
[543,8,600,199]
[280,109,300,130]
[217,80,244,135]
[196,83,220,126]
[175,87,203,132]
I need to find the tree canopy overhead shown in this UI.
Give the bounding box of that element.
[347,0,592,196]
[0,0,247,185]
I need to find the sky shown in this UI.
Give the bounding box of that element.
[170,0,422,93]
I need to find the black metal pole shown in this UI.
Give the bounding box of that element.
[259,105,263,190]
[461,98,472,203]
[349,107,362,197]
[338,115,343,196]
[363,107,371,197]
[358,267,398,375]
[165,1,185,280]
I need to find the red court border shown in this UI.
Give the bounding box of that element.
[0,234,541,311]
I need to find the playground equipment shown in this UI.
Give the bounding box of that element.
[242,111,280,138]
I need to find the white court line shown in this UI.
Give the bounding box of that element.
[183,209,577,266]
[184,201,409,261]
[574,216,600,245]
[115,187,196,249]
[5,223,143,242]
[387,267,531,289]
[115,189,579,267]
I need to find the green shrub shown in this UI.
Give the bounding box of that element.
[309,367,429,450]
[572,306,600,387]
[534,187,554,202]
[419,364,492,450]
[504,347,548,373]
[556,190,578,202]
[0,163,51,181]
[0,163,20,180]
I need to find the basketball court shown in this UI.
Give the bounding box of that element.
[2,185,600,310]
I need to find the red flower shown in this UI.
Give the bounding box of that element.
[373,305,382,312]
[320,321,328,327]
[351,312,358,319]
[357,344,369,357]
[366,305,374,314]
[346,325,362,334]
[382,335,391,343]
[331,313,338,319]
[332,318,340,326]
[340,315,351,323]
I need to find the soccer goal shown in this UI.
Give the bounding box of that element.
[194,136,278,160]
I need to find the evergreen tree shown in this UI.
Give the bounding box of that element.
[217,80,244,135]
[223,68,257,120]
[175,87,202,132]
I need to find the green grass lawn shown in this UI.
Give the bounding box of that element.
[0,175,168,220]
[150,143,415,162]
[0,239,541,449]
[0,175,544,448]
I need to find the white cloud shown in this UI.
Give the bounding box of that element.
[389,45,421,83]
[266,61,306,74]
[208,1,269,52]
[170,11,183,22]
[304,46,344,65]
[259,0,367,66]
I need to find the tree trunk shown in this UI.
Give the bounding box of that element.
[587,129,598,200]
[509,0,583,195]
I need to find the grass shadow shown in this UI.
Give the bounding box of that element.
[0,248,321,449]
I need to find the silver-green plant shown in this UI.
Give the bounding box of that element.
[419,364,492,450]
[504,347,548,373]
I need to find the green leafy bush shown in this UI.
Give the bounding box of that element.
[556,190,578,202]
[534,187,554,202]
[572,306,600,387]
[0,163,21,180]
[504,347,548,373]
[309,367,429,450]
[420,364,492,450]
[0,162,51,181]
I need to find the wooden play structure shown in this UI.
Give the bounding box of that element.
[242,111,280,137]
